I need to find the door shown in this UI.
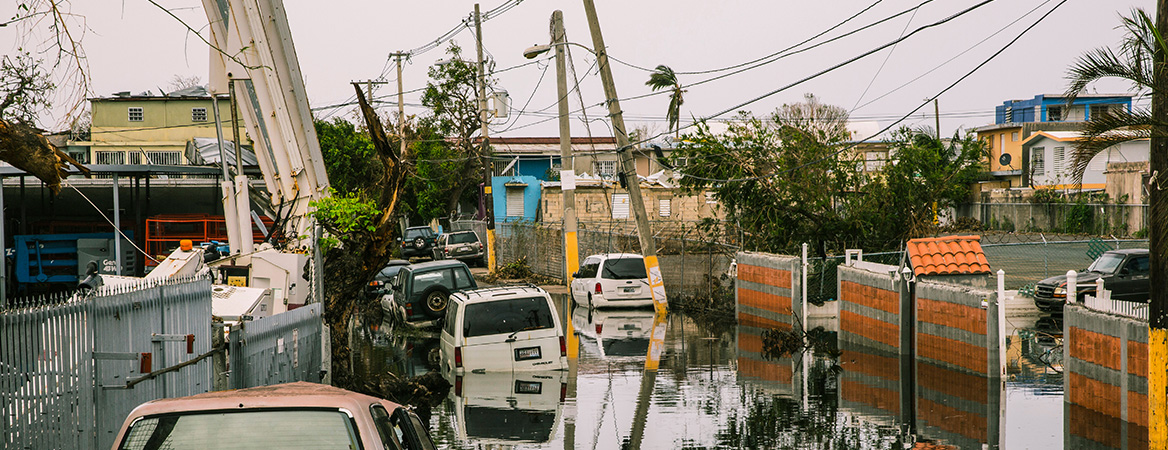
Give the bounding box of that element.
[572,258,600,303]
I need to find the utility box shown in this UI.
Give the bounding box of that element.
[77,238,137,277]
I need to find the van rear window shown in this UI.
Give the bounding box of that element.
[601,258,647,280]
[463,297,555,338]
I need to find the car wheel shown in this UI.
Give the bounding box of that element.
[422,287,451,318]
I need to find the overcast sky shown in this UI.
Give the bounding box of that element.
[5,0,1155,139]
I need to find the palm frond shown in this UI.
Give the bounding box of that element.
[1068,109,1155,183]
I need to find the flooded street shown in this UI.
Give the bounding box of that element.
[356,292,1080,449]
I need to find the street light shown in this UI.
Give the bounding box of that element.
[525,11,580,290]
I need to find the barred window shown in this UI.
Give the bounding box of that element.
[192,107,208,122]
[595,160,616,177]
[128,107,144,122]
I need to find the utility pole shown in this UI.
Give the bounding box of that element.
[933,98,941,139]
[582,0,667,312]
[551,11,580,286]
[391,53,408,158]
[1149,1,1168,445]
[475,4,497,273]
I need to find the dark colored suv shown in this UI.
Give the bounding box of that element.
[1033,248,1150,312]
[400,226,438,259]
[383,259,478,323]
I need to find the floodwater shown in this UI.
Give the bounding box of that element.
[361,293,1075,450]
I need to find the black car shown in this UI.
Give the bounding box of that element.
[366,259,411,297]
[400,226,438,259]
[382,259,477,323]
[1033,248,1150,312]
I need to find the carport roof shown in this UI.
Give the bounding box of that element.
[907,235,991,276]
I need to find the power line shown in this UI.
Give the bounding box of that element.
[666,0,1069,184]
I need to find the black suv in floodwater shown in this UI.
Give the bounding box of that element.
[400,226,438,259]
[1033,248,1150,312]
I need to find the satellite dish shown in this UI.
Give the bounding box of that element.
[999,153,1012,166]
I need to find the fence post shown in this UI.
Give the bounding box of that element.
[212,319,228,391]
[1067,270,1078,305]
[801,243,808,333]
[996,269,1006,378]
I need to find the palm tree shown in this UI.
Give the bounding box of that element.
[645,65,685,138]
[1064,8,1167,179]
[1066,7,1168,442]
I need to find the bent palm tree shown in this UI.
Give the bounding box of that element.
[645,65,685,138]
[1064,8,1167,179]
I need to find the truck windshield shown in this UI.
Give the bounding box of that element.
[118,409,359,450]
[1087,253,1125,274]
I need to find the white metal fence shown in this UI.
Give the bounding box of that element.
[1084,292,1149,321]
[1,277,329,450]
[229,303,327,389]
[2,277,212,450]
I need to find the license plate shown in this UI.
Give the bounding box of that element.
[514,380,543,394]
[458,246,470,252]
[515,346,542,361]
[622,287,636,293]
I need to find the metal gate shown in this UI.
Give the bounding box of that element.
[229,303,326,389]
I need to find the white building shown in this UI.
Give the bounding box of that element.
[1020,131,1148,190]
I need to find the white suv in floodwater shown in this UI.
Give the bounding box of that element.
[440,285,567,373]
[570,253,653,308]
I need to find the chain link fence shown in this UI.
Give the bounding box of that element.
[982,237,1148,290]
[492,220,741,299]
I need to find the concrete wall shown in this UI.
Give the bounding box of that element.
[915,280,1001,377]
[540,186,722,223]
[735,252,799,330]
[838,262,902,351]
[1064,304,1148,449]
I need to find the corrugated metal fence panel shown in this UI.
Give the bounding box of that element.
[1,295,94,450]
[90,277,213,450]
[230,303,324,389]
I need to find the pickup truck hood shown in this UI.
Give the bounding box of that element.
[1037,271,1104,287]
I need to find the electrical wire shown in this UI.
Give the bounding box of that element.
[62,180,161,264]
[662,0,1069,184]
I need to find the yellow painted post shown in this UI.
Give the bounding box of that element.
[1151,328,1168,447]
[645,255,668,314]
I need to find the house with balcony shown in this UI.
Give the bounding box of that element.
[975,93,1133,188]
[74,86,249,166]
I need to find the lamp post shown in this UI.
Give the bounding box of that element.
[523,12,579,291]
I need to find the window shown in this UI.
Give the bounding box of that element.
[191,107,207,122]
[453,267,473,289]
[1047,105,1063,122]
[601,257,647,280]
[705,191,717,204]
[145,151,183,165]
[1125,256,1150,275]
[411,270,453,296]
[611,193,630,219]
[128,107,143,122]
[1090,104,1113,120]
[595,160,616,177]
[370,405,405,450]
[1005,106,1014,123]
[999,134,1005,149]
[96,151,125,165]
[986,136,993,149]
[578,259,600,278]
[449,232,478,244]
[117,410,360,450]
[506,187,525,217]
[658,198,671,217]
[1053,146,1065,173]
[1011,132,1019,142]
[1031,147,1045,173]
[673,157,688,167]
[462,297,555,338]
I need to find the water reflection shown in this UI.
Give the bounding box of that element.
[359,293,1077,449]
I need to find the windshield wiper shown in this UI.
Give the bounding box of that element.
[506,326,542,342]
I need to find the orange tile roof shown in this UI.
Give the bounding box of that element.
[907,235,991,276]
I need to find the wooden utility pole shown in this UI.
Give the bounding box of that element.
[933,98,941,139]
[551,11,579,286]
[1150,1,1168,445]
[391,53,408,159]
[581,0,667,312]
[474,4,497,273]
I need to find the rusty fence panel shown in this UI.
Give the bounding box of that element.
[229,303,325,390]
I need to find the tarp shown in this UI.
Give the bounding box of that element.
[185,137,259,167]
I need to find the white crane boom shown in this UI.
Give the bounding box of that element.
[201,0,330,248]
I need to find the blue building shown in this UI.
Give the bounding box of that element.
[491,175,542,222]
[993,93,1131,124]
